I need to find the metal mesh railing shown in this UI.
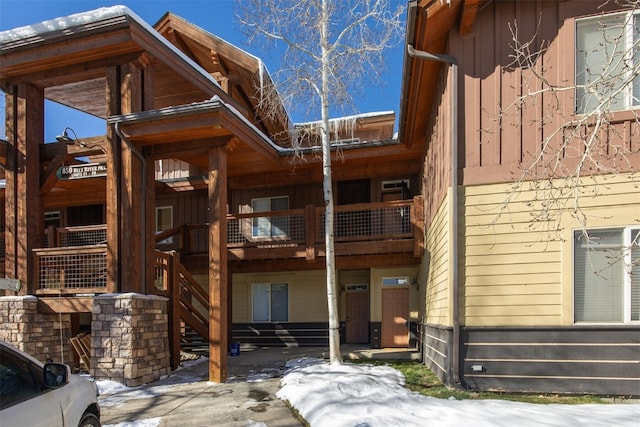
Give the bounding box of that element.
[319,203,412,242]
[227,213,305,245]
[58,226,107,247]
[35,246,107,292]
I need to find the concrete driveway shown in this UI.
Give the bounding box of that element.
[99,346,329,427]
[99,345,419,426]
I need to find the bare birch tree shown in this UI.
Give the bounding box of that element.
[489,3,639,238]
[486,2,640,286]
[236,0,404,362]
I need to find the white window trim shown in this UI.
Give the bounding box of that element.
[575,10,640,113]
[573,226,640,324]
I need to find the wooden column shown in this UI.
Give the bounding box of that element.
[105,67,122,293]
[4,83,44,295]
[105,63,145,293]
[119,63,144,292]
[208,145,228,383]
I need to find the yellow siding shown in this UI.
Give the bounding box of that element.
[461,173,640,327]
[232,270,328,323]
[423,192,451,326]
[370,266,418,321]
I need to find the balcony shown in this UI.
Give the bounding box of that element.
[158,197,423,261]
[22,197,422,294]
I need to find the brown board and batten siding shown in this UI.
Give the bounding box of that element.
[455,0,640,186]
[422,65,453,226]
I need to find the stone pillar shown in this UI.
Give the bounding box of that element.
[0,296,72,363]
[91,293,170,386]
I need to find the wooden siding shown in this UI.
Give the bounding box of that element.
[461,173,639,327]
[422,65,453,226]
[446,0,640,186]
[423,193,451,326]
[232,322,331,347]
[461,327,640,396]
[232,270,328,323]
[419,324,453,385]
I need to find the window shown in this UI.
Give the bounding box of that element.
[155,206,173,244]
[574,227,639,323]
[251,196,289,238]
[575,12,640,113]
[382,277,409,286]
[0,348,42,409]
[252,283,289,322]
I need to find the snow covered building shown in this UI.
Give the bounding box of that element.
[0,6,423,385]
[402,0,639,395]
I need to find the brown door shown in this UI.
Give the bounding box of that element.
[346,292,369,344]
[381,288,409,348]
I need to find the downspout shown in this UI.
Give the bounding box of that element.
[407,44,461,386]
[113,122,147,294]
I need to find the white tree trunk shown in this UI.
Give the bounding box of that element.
[320,0,342,364]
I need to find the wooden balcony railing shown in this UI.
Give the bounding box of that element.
[159,197,423,260]
[18,197,423,293]
[33,245,107,295]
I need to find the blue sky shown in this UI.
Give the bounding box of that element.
[0,0,406,142]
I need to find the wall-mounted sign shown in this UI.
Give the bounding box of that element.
[57,163,107,180]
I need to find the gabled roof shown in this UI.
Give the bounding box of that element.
[0,5,227,119]
[153,12,291,146]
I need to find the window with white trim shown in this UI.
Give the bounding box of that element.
[252,283,289,322]
[575,12,640,113]
[251,196,289,238]
[574,227,639,323]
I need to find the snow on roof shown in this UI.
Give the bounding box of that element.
[106,95,287,155]
[0,5,220,90]
[295,110,395,127]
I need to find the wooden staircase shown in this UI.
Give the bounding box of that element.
[153,248,210,369]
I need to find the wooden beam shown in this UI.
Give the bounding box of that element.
[4,83,44,294]
[459,0,481,35]
[40,153,66,195]
[208,145,228,383]
[228,252,417,274]
[38,296,94,313]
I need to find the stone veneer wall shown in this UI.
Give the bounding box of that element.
[91,293,170,386]
[0,295,73,363]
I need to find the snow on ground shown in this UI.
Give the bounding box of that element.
[277,358,640,427]
[97,356,639,427]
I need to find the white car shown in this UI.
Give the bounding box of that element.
[0,340,100,427]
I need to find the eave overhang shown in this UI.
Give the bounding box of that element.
[107,96,284,163]
[398,0,480,149]
[0,6,230,115]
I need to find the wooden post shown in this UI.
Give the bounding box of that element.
[4,83,44,295]
[105,66,122,293]
[145,153,156,293]
[168,251,181,370]
[412,195,424,257]
[119,62,144,293]
[208,145,228,383]
[305,205,316,261]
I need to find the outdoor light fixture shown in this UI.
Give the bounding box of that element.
[56,127,79,145]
